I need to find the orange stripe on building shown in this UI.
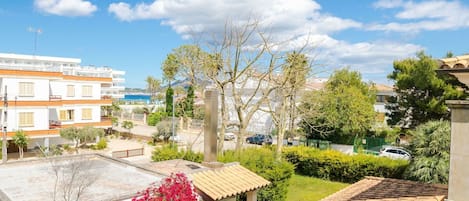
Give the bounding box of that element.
[7,129,60,137]
[0,69,62,78]
[62,99,112,105]
[63,75,112,82]
[8,101,63,107]
[0,69,112,82]
[8,99,112,106]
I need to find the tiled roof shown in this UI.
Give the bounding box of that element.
[321,176,448,201]
[191,164,271,201]
[440,55,469,70]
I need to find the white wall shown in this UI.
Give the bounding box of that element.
[50,80,101,100]
[7,108,49,131]
[1,78,50,101]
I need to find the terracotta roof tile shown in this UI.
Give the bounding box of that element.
[191,164,271,200]
[321,176,447,201]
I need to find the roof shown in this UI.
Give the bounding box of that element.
[191,164,271,201]
[321,176,448,201]
[374,84,394,92]
[440,55,469,70]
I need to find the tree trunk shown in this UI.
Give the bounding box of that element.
[275,97,288,161]
[19,146,23,159]
[236,125,248,156]
[217,91,227,153]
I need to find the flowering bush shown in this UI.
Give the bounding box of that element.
[133,173,198,201]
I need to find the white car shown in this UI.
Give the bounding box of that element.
[379,147,411,160]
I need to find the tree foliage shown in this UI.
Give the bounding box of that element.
[165,87,174,115]
[145,76,161,103]
[162,53,179,83]
[405,120,450,184]
[60,126,103,152]
[122,121,134,133]
[12,130,28,159]
[386,52,467,128]
[300,69,376,138]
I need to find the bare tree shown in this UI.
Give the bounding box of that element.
[261,51,310,160]
[49,156,99,201]
[199,19,292,153]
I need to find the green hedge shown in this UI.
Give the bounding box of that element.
[152,146,294,201]
[152,144,203,163]
[219,148,294,201]
[283,146,409,183]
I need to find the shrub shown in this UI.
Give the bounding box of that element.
[152,144,203,163]
[152,146,293,201]
[148,110,167,126]
[96,138,107,150]
[283,146,409,183]
[133,173,198,201]
[219,148,294,201]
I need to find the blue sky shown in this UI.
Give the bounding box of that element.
[0,0,468,88]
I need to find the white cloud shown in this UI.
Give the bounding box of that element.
[108,0,361,36]
[369,0,469,32]
[108,0,423,83]
[34,0,97,17]
[373,0,405,9]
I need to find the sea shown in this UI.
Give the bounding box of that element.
[123,94,151,104]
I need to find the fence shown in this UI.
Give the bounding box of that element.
[353,136,387,155]
[111,148,144,158]
[306,139,332,150]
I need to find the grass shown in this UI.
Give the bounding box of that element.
[287,174,349,201]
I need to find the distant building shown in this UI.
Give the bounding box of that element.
[0,53,125,149]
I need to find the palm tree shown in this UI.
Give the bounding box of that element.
[12,130,28,159]
[146,76,161,104]
[405,120,450,184]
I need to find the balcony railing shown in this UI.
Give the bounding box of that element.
[49,120,62,129]
[49,95,62,101]
[101,95,112,100]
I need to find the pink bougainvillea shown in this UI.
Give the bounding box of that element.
[133,173,198,201]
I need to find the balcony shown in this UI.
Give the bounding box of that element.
[49,95,62,101]
[49,120,62,129]
[101,95,112,100]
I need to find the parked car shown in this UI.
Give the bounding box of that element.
[224,132,236,141]
[218,132,236,141]
[379,146,411,160]
[246,134,273,145]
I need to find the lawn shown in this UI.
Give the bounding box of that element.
[287,174,349,201]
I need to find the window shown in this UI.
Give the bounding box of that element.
[59,110,74,121]
[19,112,34,127]
[67,85,75,97]
[19,82,34,97]
[82,108,92,120]
[82,85,92,97]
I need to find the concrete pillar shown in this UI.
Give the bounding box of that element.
[96,135,100,143]
[447,100,469,201]
[202,89,223,168]
[44,137,50,152]
[246,190,258,201]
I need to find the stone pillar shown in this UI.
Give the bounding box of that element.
[246,190,258,201]
[447,100,469,201]
[96,135,100,143]
[202,89,223,168]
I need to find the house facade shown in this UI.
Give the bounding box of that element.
[0,53,125,149]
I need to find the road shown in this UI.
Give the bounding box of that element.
[114,123,264,152]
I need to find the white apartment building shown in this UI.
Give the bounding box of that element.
[0,53,125,150]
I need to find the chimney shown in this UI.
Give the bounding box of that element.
[202,89,223,168]
[438,56,469,200]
